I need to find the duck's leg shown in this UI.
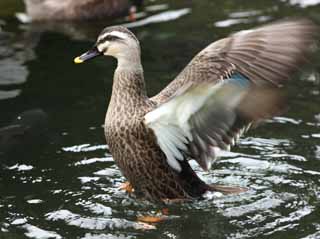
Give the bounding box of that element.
[137,198,191,223]
[119,181,134,193]
[128,6,137,21]
[120,182,168,223]
[208,184,248,194]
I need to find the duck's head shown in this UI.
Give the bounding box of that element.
[74,26,140,66]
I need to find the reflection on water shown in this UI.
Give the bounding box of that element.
[214,9,271,28]
[288,0,320,7]
[1,0,320,239]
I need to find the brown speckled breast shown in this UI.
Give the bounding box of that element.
[103,69,203,202]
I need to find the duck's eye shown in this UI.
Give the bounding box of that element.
[105,35,122,41]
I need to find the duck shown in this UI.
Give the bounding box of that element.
[74,19,317,203]
[20,0,143,22]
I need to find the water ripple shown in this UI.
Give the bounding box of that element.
[46,210,155,230]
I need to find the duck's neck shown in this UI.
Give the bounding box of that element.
[110,60,147,108]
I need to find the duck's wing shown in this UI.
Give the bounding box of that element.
[146,19,317,172]
[145,75,285,172]
[150,19,317,105]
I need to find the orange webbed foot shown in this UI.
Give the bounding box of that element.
[119,181,134,193]
[137,208,169,223]
[128,6,137,22]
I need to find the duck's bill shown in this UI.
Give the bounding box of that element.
[74,47,102,64]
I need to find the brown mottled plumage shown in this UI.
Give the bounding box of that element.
[74,19,317,202]
[23,0,136,21]
[104,70,212,201]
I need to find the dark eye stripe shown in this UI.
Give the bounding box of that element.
[97,35,123,45]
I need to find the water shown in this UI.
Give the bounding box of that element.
[1,0,320,238]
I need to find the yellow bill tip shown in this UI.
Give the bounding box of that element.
[74,56,83,64]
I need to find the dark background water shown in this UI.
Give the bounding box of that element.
[0,0,320,238]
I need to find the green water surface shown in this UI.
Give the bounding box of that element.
[0,0,320,239]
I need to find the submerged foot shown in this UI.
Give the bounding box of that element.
[208,184,248,194]
[137,208,169,223]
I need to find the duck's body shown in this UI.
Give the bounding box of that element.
[23,0,135,21]
[105,68,209,200]
[75,20,317,202]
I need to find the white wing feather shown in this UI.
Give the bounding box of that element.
[145,81,248,172]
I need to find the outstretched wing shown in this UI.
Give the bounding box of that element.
[145,74,283,172]
[151,19,317,105]
[146,19,317,172]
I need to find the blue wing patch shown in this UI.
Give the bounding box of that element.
[228,72,250,88]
